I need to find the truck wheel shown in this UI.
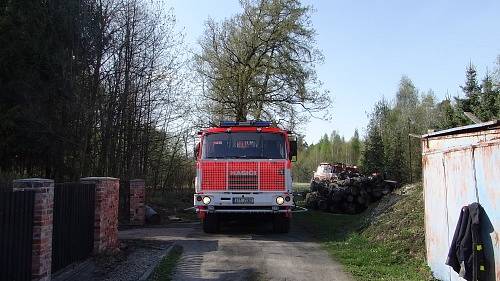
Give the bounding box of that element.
[203,214,219,233]
[272,215,290,233]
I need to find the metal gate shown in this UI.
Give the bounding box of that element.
[52,182,95,272]
[0,188,35,281]
[119,180,130,224]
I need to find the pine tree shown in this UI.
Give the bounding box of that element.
[351,129,361,166]
[478,73,499,121]
[459,63,481,114]
[385,131,406,182]
[361,124,385,174]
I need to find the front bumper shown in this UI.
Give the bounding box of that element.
[194,192,293,213]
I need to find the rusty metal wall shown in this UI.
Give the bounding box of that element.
[422,127,500,281]
[474,142,500,280]
[422,152,450,280]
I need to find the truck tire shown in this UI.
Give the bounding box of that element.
[272,214,290,233]
[203,214,219,233]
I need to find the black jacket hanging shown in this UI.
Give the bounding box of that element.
[446,202,487,281]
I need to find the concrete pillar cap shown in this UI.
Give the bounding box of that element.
[80,177,119,181]
[13,178,54,188]
[129,179,145,182]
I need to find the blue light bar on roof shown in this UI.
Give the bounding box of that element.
[219,120,272,127]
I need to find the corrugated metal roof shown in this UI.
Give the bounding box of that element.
[421,119,500,139]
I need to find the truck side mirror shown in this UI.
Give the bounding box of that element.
[289,140,297,161]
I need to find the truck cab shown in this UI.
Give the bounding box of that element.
[194,121,297,233]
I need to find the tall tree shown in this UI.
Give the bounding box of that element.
[361,124,385,174]
[458,63,481,115]
[350,129,361,166]
[478,73,499,121]
[0,0,192,189]
[195,0,330,128]
[361,76,442,183]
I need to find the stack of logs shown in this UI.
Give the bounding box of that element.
[305,174,399,214]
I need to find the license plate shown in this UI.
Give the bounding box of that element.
[232,197,254,204]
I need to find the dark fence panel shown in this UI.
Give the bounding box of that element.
[0,189,35,281]
[119,180,130,224]
[52,183,95,273]
[0,182,12,191]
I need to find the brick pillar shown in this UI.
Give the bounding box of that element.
[80,177,119,253]
[13,178,54,281]
[129,179,145,225]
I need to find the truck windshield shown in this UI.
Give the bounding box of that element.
[202,132,286,159]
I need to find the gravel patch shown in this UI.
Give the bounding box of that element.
[53,240,172,281]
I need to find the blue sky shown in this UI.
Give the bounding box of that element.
[169,0,500,144]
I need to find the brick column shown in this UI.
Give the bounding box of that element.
[80,177,119,253]
[129,179,146,225]
[13,178,54,281]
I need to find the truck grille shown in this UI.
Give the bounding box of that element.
[228,174,258,190]
[200,160,285,191]
[228,162,258,190]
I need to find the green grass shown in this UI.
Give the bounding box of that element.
[295,183,435,281]
[248,271,268,281]
[150,245,183,281]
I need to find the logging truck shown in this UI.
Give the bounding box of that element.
[193,121,297,233]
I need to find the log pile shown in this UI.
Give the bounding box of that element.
[305,174,399,214]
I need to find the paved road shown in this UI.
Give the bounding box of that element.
[119,220,353,281]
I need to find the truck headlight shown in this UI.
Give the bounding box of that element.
[203,196,211,205]
[276,196,284,205]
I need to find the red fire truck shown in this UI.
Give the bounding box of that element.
[193,121,297,233]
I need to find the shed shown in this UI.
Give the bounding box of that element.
[421,120,500,281]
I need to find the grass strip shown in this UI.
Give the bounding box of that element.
[295,183,435,281]
[150,245,183,281]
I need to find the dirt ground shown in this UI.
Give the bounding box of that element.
[119,219,354,281]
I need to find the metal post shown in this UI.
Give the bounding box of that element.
[408,118,413,183]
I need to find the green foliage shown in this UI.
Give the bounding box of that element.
[361,61,500,183]
[459,63,482,110]
[478,73,499,120]
[351,129,361,166]
[361,77,438,183]
[0,0,192,188]
[361,124,385,175]
[436,98,464,128]
[452,62,500,124]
